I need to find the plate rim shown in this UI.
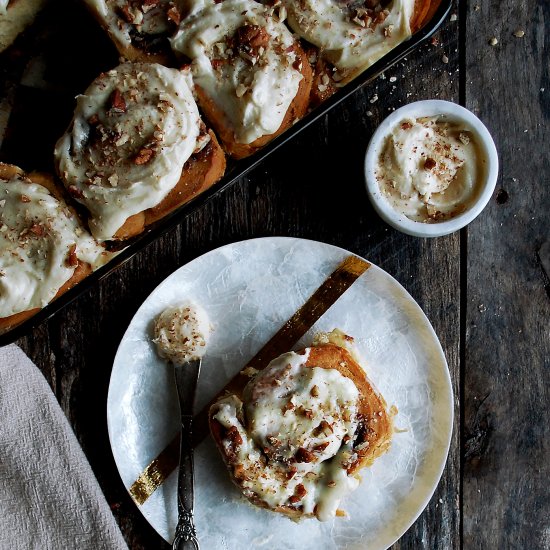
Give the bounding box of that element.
[107,235,455,549]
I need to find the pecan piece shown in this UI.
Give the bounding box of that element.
[68,185,84,199]
[233,464,246,481]
[118,4,134,23]
[110,89,127,114]
[288,483,307,504]
[29,224,45,237]
[20,194,31,203]
[66,244,78,267]
[167,5,181,25]
[134,147,154,165]
[235,25,269,57]
[294,447,315,463]
[424,157,437,170]
[226,425,243,447]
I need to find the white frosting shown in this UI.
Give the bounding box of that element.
[85,0,182,49]
[376,116,482,222]
[153,303,210,364]
[170,0,303,144]
[284,0,414,77]
[0,174,105,318]
[213,348,362,521]
[0,0,9,16]
[55,62,201,241]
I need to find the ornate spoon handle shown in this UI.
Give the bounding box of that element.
[172,360,201,550]
[172,415,199,550]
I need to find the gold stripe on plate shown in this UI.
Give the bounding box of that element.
[128,254,370,506]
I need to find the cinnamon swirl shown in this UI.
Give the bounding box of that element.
[209,330,393,520]
[54,62,226,241]
[170,0,312,159]
[0,163,106,332]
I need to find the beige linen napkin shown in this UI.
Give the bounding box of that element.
[0,344,128,550]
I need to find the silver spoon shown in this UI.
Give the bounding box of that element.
[172,358,201,550]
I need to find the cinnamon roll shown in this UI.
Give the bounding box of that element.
[84,0,183,63]
[54,62,226,242]
[209,330,393,520]
[170,0,313,159]
[0,163,106,333]
[281,0,432,102]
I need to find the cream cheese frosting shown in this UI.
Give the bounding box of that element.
[85,0,182,50]
[153,303,211,364]
[170,0,303,144]
[0,174,105,318]
[283,0,414,78]
[212,347,362,521]
[0,0,9,15]
[376,115,483,222]
[55,62,201,241]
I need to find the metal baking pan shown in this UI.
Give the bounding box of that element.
[0,0,452,345]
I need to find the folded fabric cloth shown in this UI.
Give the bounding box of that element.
[0,344,128,550]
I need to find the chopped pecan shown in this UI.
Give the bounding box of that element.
[288,483,307,504]
[424,157,437,170]
[29,224,44,237]
[68,185,84,199]
[134,147,154,165]
[235,25,269,58]
[110,89,127,114]
[294,447,315,463]
[167,5,181,25]
[233,464,246,481]
[226,425,243,447]
[66,244,78,267]
[118,4,134,23]
[313,442,330,453]
[286,468,297,480]
[142,0,159,9]
[282,400,295,414]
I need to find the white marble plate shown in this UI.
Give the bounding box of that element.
[107,237,453,550]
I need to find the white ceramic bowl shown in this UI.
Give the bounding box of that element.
[364,100,499,238]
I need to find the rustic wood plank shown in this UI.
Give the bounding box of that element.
[464,0,550,547]
[8,0,464,548]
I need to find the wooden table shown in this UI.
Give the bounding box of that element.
[4,0,548,548]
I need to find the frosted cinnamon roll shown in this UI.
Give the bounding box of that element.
[84,0,183,63]
[54,62,226,241]
[170,0,312,159]
[281,0,431,100]
[0,163,107,332]
[210,330,393,520]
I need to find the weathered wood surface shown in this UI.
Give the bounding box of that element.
[463,0,550,548]
[3,0,547,547]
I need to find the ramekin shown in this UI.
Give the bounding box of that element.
[364,100,499,238]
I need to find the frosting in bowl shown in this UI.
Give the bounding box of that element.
[376,115,484,222]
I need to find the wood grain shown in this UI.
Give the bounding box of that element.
[463,0,550,548]
[12,0,550,547]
